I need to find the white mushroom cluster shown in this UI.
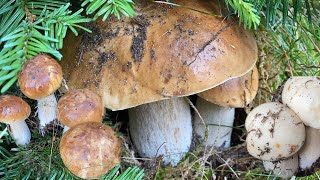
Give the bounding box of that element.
[245,76,320,178]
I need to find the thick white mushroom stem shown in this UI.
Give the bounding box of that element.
[8,120,31,145]
[298,126,320,170]
[129,98,192,166]
[263,154,299,178]
[37,94,57,133]
[194,98,235,148]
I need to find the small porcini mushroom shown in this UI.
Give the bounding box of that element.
[194,66,258,147]
[60,0,257,165]
[298,126,320,170]
[245,102,305,161]
[263,154,298,178]
[18,54,63,134]
[0,95,31,145]
[57,89,104,133]
[282,76,320,128]
[60,122,121,179]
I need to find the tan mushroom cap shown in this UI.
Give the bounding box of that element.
[18,54,63,99]
[198,66,259,107]
[60,0,257,110]
[0,95,31,123]
[60,122,121,179]
[57,89,104,127]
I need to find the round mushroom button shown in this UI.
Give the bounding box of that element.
[245,102,305,161]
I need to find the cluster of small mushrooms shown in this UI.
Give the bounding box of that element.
[0,54,121,179]
[246,76,320,178]
[60,0,258,166]
[1,0,317,179]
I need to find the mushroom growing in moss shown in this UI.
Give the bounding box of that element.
[57,89,104,133]
[18,54,63,134]
[0,95,31,145]
[60,122,121,179]
[60,0,257,165]
[245,102,305,161]
[194,66,258,147]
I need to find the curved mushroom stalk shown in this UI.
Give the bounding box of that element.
[129,98,192,166]
[298,126,320,170]
[194,97,235,148]
[0,95,31,146]
[37,94,58,133]
[8,121,31,145]
[263,154,299,178]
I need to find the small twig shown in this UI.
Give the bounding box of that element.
[185,97,211,180]
[48,120,58,172]
[216,155,240,179]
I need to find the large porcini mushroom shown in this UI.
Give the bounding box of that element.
[194,66,258,147]
[18,54,63,134]
[282,76,320,128]
[57,89,104,133]
[60,122,121,179]
[245,102,305,161]
[60,0,257,165]
[0,95,31,145]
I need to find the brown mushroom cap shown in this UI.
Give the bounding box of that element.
[57,89,104,127]
[18,54,63,99]
[60,0,257,110]
[198,66,259,107]
[0,95,31,123]
[60,122,121,179]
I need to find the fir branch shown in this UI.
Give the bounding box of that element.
[81,0,136,21]
[224,0,260,29]
[0,0,92,93]
[0,143,144,179]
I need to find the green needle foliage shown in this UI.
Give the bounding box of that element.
[224,0,318,29]
[224,0,260,29]
[0,0,92,93]
[81,0,136,20]
[0,140,144,179]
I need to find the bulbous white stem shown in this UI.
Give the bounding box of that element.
[129,98,192,166]
[194,97,235,148]
[37,94,57,134]
[62,126,70,134]
[263,154,299,178]
[8,120,31,145]
[298,126,320,170]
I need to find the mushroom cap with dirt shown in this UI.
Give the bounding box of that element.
[57,89,104,133]
[0,95,31,145]
[282,76,320,129]
[245,102,305,161]
[194,66,259,147]
[60,0,257,165]
[60,122,121,179]
[18,54,63,133]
